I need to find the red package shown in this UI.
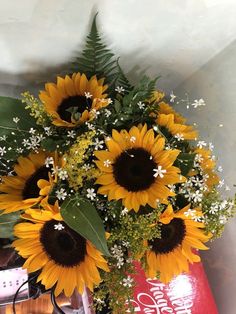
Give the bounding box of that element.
[127,261,218,314]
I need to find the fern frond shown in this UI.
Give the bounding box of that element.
[114,60,133,93]
[71,14,118,87]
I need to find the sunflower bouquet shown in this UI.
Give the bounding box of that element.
[0,15,235,313]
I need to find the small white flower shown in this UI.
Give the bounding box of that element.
[195,154,203,163]
[0,147,6,156]
[165,143,172,150]
[86,188,96,200]
[122,275,133,287]
[153,166,167,178]
[13,117,20,123]
[211,155,216,161]
[85,91,93,98]
[217,166,223,172]
[121,208,129,216]
[192,177,203,187]
[115,86,125,93]
[174,133,184,141]
[29,128,36,134]
[82,164,91,171]
[56,188,67,201]
[184,208,197,217]
[191,99,206,108]
[104,109,112,117]
[58,169,68,180]
[168,184,176,193]
[117,259,124,268]
[209,204,219,214]
[219,200,228,210]
[54,223,65,231]
[197,140,207,149]
[22,139,30,147]
[85,122,95,130]
[218,179,225,188]
[225,185,231,191]
[0,135,7,141]
[67,130,76,138]
[219,215,227,224]
[94,298,105,305]
[93,138,104,150]
[44,127,53,136]
[192,190,203,203]
[107,98,113,105]
[16,147,24,154]
[137,101,145,109]
[170,92,176,103]
[90,109,100,119]
[130,136,136,143]
[209,142,214,151]
[104,159,112,167]
[193,215,204,222]
[45,157,54,168]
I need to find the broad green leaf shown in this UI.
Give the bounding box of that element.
[0,96,36,135]
[0,212,20,239]
[0,96,37,161]
[61,195,110,256]
[174,153,196,176]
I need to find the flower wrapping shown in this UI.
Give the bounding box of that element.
[0,14,235,313]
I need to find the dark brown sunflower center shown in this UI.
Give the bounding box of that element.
[22,166,50,200]
[148,218,186,254]
[40,220,87,267]
[113,148,157,192]
[57,95,93,122]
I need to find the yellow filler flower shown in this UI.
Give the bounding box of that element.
[39,73,109,127]
[0,151,60,214]
[95,124,185,212]
[146,204,211,283]
[13,202,109,297]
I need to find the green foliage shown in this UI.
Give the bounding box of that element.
[0,96,36,134]
[174,152,196,176]
[202,190,236,239]
[94,75,158,133]
[71,15,116,82]
[0,96,38,173]
[0,212,20,239]
[71,14,131,93]
[115,61,133,92]
[60,194,110,256]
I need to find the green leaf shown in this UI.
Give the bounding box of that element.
[114,100,121,113]
[0,96,36,136]
[115,60,133,93]
[0,212,20,239]
[61,195,110,256]
[0,96,37,162]
[174,153,196,176]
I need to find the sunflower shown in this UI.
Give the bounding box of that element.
[12,202,109,297]
[39,73,109,127]
[156,113,198,141]
[158,102,186,124]
[94,124,185,212]
[0,151,60,214]
[149,90,165,104]
[189,148,219,188]
[146,204,211,283]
